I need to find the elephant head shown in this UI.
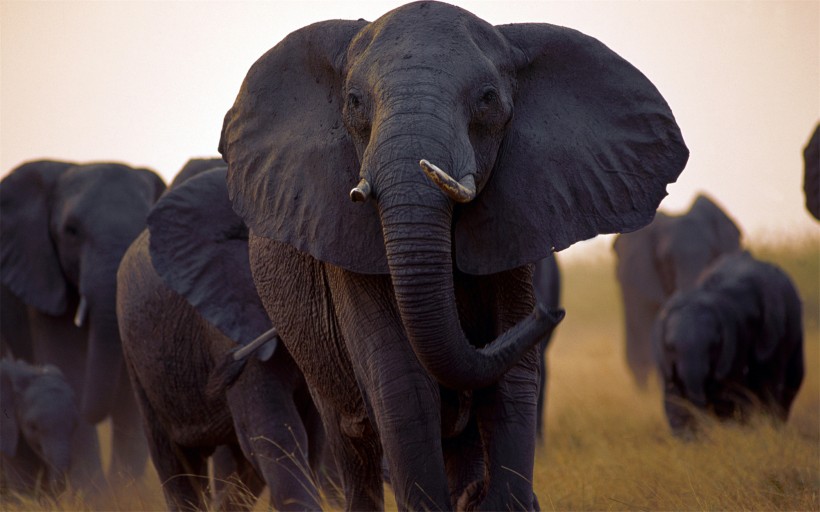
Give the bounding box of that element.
[0,359,79,494]
[220,1,688,389]
[615,193,742,303]
[0,161,166,422]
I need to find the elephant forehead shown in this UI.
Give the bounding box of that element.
[348,2,510,74]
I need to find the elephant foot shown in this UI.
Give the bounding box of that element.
[456,479,485,511]
[456,479,540,511]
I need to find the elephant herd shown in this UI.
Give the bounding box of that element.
[0,2,814,511]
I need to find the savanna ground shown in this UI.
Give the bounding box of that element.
[2,236,818,511]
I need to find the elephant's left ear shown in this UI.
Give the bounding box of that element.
[148,167,272,345]
[455,23,689,274]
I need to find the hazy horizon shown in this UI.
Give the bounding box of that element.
[2,0,818,259]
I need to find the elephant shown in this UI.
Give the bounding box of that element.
[613,193,741,388]
[803,123,819,220]
[218,2,688,510]
[652,251,804,438]
[117,166,325,511]
[0,160,165,485]
[1,358,79,496]
[169,156,225,189]
[532,255,561,444]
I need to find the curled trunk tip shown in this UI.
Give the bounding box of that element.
[419,159,476,203]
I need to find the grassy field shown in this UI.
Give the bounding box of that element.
[3,236,817,511]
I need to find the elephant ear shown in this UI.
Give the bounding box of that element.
[220,19,388,275]
[613,214,670,304]
[455,23,689,274]
[0,360,19,456]
[134,167,168,202]
[0,160,75,315]
[803,123,819,221]
[687,193,742,254]
[148,167,271,345]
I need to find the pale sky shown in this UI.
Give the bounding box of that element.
[2,0,818,260]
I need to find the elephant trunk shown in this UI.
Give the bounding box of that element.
[41,441,71,495]
[80,296,123,424]
[377,155,562,390]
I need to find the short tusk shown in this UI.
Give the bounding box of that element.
[419,160,476,203]
[73,296,88,328]
[233,327,279,361]
[349,178,371,203]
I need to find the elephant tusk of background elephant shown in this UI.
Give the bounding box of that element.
[419,160,476,203]
[73,296,88,328]
[349,178,371,203]
[233,327,279,361]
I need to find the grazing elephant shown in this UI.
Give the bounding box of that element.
[117,167,325,511]
[219,2,688,510]
[653,251,804,438]
[1,358,79,495]
[0,160,165,484]
[532,255,561,444]
[613,194,741,388]
[803,123,819,220]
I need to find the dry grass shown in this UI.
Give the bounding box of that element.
[2,237,817,511]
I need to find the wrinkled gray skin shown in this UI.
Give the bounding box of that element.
[653,251,804,438]
[0,160,164,485]
[0,359,78,496]
[613,194,741,388]
[117,167,325,511]
[803,123,819,220]
[220,2,688,510]
[532,256,561,444]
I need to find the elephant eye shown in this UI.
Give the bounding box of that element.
[347,92,362,110]
[63,222,81,238]
[480,87,499,106]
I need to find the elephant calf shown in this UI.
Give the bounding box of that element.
[117,167,325,511]
[653,251,804,437]
[0,358,80,496]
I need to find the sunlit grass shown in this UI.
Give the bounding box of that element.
[2,236,817,511]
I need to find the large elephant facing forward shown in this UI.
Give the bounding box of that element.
[613,194,741,388]
[0,160,164,485]
[219,2,688,510]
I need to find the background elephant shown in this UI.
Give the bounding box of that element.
[117,167,325,511]
[1,358,79,496]
[219,2,687,510]
[613,193,741,388]
[803,123,819,220]
[532,255,561,444]
[0,160,165,485]
[652,251,804,438]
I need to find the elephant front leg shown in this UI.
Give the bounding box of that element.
[466,347,541,511]
[327,267,451,511]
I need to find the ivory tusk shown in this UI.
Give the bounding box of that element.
[233,327,279,361]
[73,296,88,328]
[349,178,371,203]
[419,160,476,203]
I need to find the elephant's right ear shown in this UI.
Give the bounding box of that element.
[455,24,688,274]
[613,214,669,304]
[0,361,19,456]
[0,161,75,315]
[219,19,388,275]
[148,167,271,345]
[687,194,742,254]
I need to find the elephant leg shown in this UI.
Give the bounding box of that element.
[326,267,450,511]
[229,360,322,512]
[443,418,484,506]
[319,399,383,512]
[469,346,541,511]
[132,380,208,511]
[623,295,659,389]
[211,444,264,512]
[108,371,148,482]
[535,342,547,445]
